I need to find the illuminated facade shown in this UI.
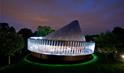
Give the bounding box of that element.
[27,20,95,61]
[28,37,95,56]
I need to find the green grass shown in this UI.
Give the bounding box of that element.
[0,53,124,73]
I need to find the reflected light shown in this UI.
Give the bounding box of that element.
[23,54,98,67]
[121,54,124,59]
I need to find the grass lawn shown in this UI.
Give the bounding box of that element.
[0,53,124,73]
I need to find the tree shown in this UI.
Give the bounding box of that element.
[0,23,16,32]
[85,34,98,42]
[18,28,33,40]
[18,28,33,55]
[0,31,24,64]
[9,26,16,32]
[36,26,55,36]
[0,23,24,64]
[0,23,9,31]
[93,32,118,56]
[112,26,124,35]
[112,26,124,48]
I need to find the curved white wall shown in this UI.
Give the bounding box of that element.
[28,37,95,56]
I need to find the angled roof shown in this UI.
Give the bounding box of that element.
[45,20,85,41]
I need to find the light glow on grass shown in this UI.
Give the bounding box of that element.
[121,54,124,59]
[23,54,98,67]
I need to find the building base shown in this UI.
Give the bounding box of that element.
[31,52,92,63]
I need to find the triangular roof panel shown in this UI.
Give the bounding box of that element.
[45,20,85,41]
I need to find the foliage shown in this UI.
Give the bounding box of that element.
[17,28,33,56]
[112,26,124,48]
[93,32,118,54]
[0,31,24,56]
[36,26,55,36]
[18,28,33,39]
[0,23,24,64]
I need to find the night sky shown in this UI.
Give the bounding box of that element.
[0,0,124,34]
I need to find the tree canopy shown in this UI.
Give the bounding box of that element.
[0,31,24,56]
[36,26,55,36]
[0,23,24,64]
[93,32,117,54]
[18,28,33,39]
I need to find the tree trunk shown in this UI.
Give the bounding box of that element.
[8,56,11,64]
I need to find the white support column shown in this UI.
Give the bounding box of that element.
[57,41,60,53]
[44,39,47,52]
[47,39,49,44]
[72,41,74,55]
[51,40,53,53]
[77,41,79,54]
[74,41,77,54]
[55,41,57,53]
[67,41,69,55]
[61,41,64,54]
[67,41,69,54]
[56,41,58,54]
[54,41,56,54]
[42,40,44,51]
[58,41,61,52]
[44,40,46,51]
[64,41,66,55]
[80,42,82,54]
[53,40,55,53]
[63,41,66,55]
[72,41,75,54]
[70,41,72,54]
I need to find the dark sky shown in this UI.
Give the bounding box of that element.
[0,0,124,34]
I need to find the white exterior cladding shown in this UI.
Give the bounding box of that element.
[28,37,95,56]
